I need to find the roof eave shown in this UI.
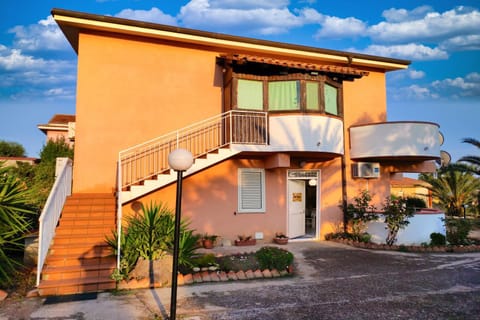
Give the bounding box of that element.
[51,8,410,71]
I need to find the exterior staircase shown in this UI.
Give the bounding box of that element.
[121,147,240,203]
[37,193,117,296]
[119,110,268,204]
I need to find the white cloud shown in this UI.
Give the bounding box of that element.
[0,45,76,101]
[439,34,480,51]
[382,6,434,23]
[0,48,46,70]
[387,68,425,83]
[209,0,289,9]
[432,72,480,97]
[408,69,425,80]
[297,8,324,24]
[369,6,480,46]
[44,88,74,99]
[178,0,305,35]
[115,7,177,25]
[315,16,366,39]
[361,43,448,61]
[9,16,69,51]
[391,84,439,100]
[391,72,480,101]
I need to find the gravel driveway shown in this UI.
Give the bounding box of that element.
[2,241,480,319]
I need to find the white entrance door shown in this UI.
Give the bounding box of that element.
[288,180,306,238]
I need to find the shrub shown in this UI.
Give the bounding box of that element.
[255,246,293,271]
[430,232,446,246]
[344,190,377,241]
[406,197,427,210]
[383,196,414,246]
[445,218,472,245]
[217,253,260,272]
[106,201,200,280]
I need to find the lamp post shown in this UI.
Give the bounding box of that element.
[168,148,193,320]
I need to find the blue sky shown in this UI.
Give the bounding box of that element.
[0,0,479,164]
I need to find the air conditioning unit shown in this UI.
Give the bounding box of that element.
[352,162,380,178]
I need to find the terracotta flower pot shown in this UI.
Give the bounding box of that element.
[274,237,289,245]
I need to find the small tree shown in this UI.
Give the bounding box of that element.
[29,138,74,210]
[382,196,414,246]
[0,140,26,157]
[344,190,377,241]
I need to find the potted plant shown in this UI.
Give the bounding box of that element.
[234,235,256,246]
[201,234,218,249]
[273,232,289,245]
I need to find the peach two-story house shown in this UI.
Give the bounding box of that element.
[37,8,441,295]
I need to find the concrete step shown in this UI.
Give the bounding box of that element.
[45,255,116,268]
[42,263,116,281]
[38,276,116,296]
[49,243,113,256]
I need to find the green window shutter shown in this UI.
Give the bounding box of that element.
[268,80,300,111]
[238,79,263,110]
[238,169,265,212]
[324,83,338,115]
[306,82,319,111]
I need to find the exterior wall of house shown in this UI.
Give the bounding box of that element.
[73,32,223,193]
[123,156,345,242]
[71,22,414,242]
[342,71,391,208]
[46,130,71,145]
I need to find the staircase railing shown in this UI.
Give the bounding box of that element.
[119,110,268,189]
[116,110,267,268]
[36,157,73,286]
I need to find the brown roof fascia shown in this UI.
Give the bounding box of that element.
[223,54,370,77]
[51,8,410,71]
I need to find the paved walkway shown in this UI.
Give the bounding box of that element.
[1,241,480,319]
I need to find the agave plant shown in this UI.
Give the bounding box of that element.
[106,201,200,280]
[0,163,36,286]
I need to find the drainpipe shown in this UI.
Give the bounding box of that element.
[341,155,348,233]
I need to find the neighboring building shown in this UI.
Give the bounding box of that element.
[37,114,75,146]
[390,174,433,208]
[0,156,38,167]
[37,9,442,295]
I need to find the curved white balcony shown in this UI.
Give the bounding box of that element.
[349,121,441,160]
[233,114,344,155]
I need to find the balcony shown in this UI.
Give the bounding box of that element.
[349,121,441,161]
[232,114,344,155]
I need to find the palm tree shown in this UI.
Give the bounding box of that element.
[459,138,480,175]
[419,164,480,216]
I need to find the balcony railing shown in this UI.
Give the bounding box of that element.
[349,121,441,160]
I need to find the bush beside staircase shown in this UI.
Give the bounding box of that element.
[37,193,117,296]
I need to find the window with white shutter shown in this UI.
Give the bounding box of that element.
[238,168,265,213]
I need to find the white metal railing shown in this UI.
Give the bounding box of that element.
[119,110,268,189]
[36,157,73,286]
[116,110,268,268]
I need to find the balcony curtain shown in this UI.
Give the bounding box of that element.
[306,82,319,111]
[324,83,338,115]
[238,79,263,110]
[268,81,300,111]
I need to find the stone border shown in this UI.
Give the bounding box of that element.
[118,268,293,290]
[329,238,480,253]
